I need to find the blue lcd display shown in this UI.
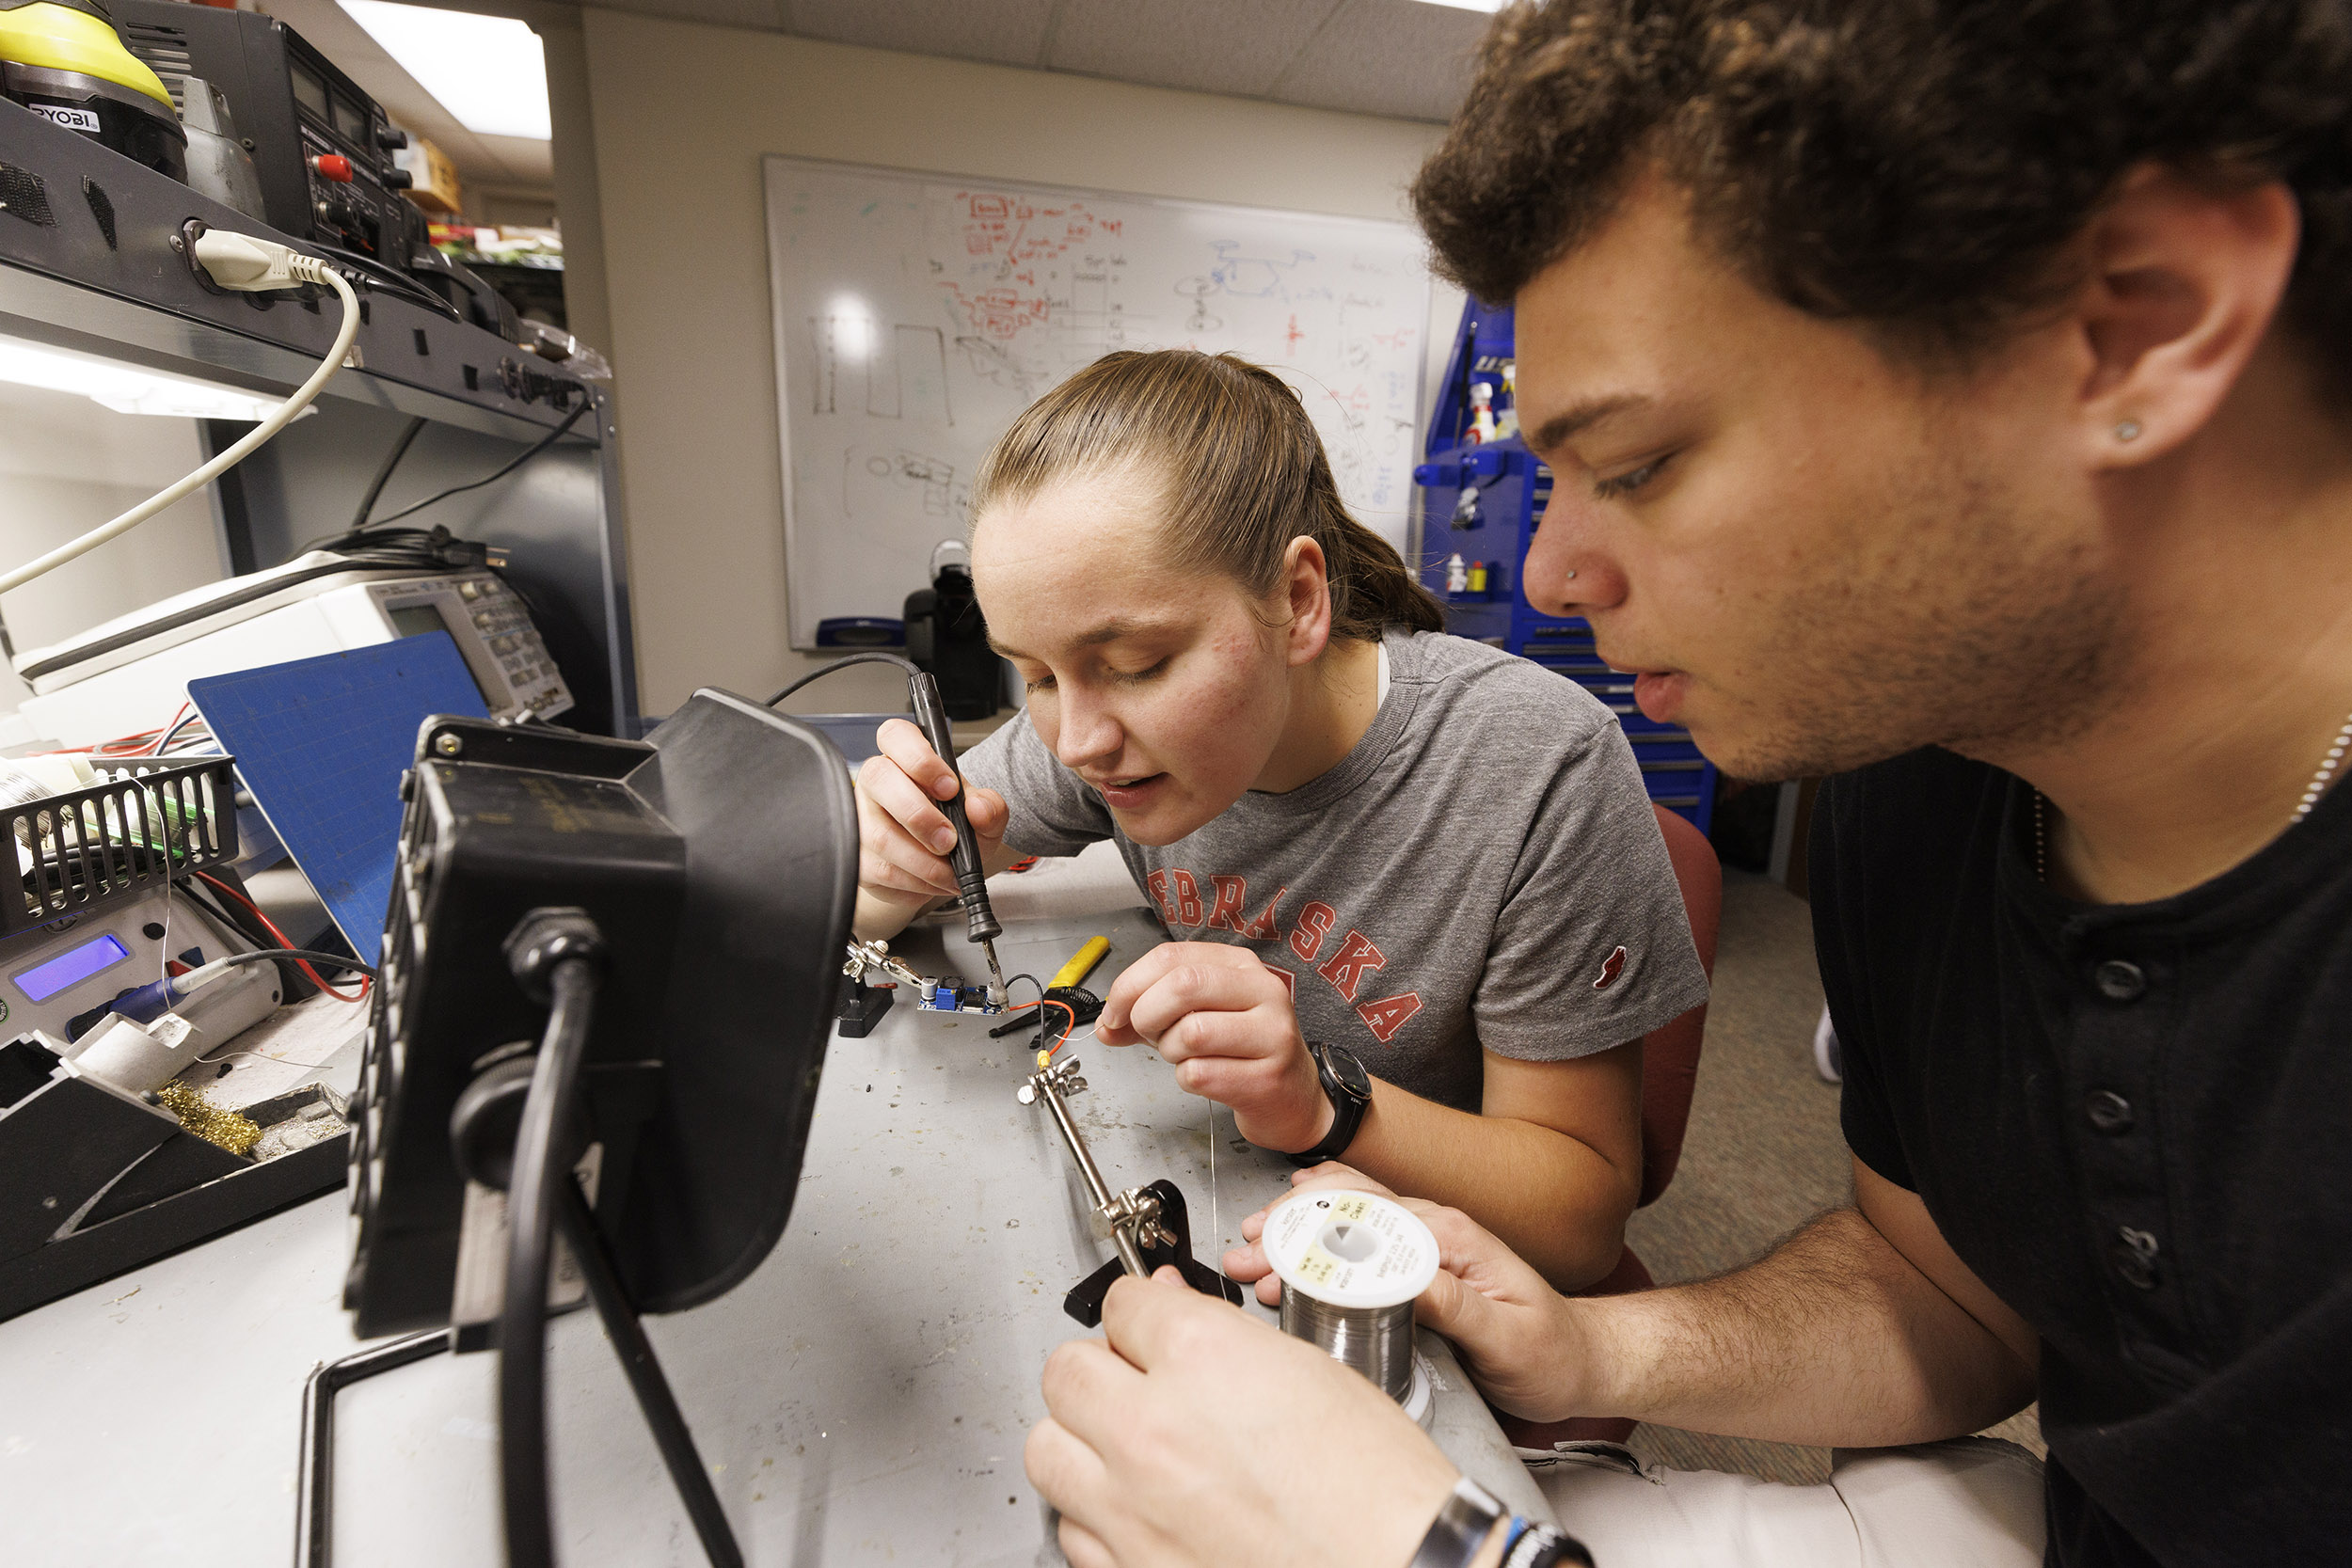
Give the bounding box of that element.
[14,932,133,1003]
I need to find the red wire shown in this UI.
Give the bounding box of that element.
[53,726,163,756]
[40,702,193,758]
[134,702,193,756]
[195,870,370,1004]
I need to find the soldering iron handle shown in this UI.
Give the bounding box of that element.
[909,670,1003,942]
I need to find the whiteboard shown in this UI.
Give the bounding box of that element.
[762,156,1433,648]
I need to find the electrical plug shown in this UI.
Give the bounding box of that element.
[191,230,337,293]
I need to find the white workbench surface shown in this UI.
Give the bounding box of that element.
[0,857,1550,1565]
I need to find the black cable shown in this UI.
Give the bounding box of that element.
[366,402,591,531]
[152,709,207,753]
[294,522,499,567]
[306,241,465,323]
[765,652,921,707]
[500,956,599,1568]
[195,948,377,980]
[550,1177,743,1568]
[174,875,269,951]
[1006,972,1048,1053]
[349,417,428,534]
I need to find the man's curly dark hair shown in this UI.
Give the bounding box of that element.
[1413,1,2352,399]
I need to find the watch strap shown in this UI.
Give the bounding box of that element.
[1501,1517,1597,1568]
[1284,1042,1365,1167]
[1406,1476,1505,1568]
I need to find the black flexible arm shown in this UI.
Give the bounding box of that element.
[499,955,599,1568]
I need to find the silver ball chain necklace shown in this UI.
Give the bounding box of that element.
[2034,707,2352,881]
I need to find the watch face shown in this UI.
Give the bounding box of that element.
[1326,1045,1372,1101]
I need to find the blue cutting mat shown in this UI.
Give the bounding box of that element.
[188,633,488,966]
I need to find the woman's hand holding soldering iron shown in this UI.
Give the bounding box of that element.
[1095,944,1331,1154]
[853,719,1015,938]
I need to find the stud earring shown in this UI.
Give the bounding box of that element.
[2114,420,2142,442]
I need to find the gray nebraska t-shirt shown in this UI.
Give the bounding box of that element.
[961,629,1710,1113]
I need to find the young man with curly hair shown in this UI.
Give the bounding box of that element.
[1019,4,2352,1566]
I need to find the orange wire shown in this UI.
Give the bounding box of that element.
[195,870,370,1003]
[1037,998,1076,1055]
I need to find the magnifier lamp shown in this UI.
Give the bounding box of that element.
[315,689,856,1568]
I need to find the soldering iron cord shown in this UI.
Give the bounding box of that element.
[763,652,922,707]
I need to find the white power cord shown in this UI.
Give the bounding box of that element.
[0,232,362,596]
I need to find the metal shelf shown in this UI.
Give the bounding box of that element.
[0,101,638,735]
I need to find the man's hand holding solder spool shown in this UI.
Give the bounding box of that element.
[1027,1262,1486,1568]
[1031,1159,2031,1567]
[1027,1167,1611,1568]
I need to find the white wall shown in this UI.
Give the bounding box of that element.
[0,386,222,725]
[577,12,1458,717]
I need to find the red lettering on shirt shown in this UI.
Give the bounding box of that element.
[1356,990,1422,1044]
[1242,885,1289,941]
[1171,869,1203,927]
[1145,869,1175,925]
[1316,929,1386,1002]
[1289,901,1336,964]
[1263,962,1296,997]
[1206,875,1250,932]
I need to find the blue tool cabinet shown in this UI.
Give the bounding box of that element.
[1414,302,1719,832]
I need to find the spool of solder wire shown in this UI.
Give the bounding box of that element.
[1262,1189,1438,1426]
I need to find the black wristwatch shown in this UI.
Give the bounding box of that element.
[1283,1042,1373,1168]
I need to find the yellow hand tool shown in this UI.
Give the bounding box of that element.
[1048,936,1110,992]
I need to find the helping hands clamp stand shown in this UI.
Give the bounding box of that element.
[1016,1056,1242,1326]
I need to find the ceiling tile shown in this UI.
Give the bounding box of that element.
[1266,0,1485,122]
[1043,0,1339,99]
[592,0,782,30]
[779,0,1057,69]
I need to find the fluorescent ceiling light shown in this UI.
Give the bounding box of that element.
[1411,0,1505,9]
[338,0,550,141]
[0,336,316,421]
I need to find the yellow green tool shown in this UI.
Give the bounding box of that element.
[0,0,185,180]
[1048,936,1110,991]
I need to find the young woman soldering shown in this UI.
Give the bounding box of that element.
[852,349,1707,1291]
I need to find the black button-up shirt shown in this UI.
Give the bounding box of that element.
[1813,748,2352,1568]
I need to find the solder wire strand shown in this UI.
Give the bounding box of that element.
[1279,1288,1417,1403]
[1206,1101,1219,1272]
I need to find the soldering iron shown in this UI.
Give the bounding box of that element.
[907,669,1006,1003]
[767,653,1007,1004]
